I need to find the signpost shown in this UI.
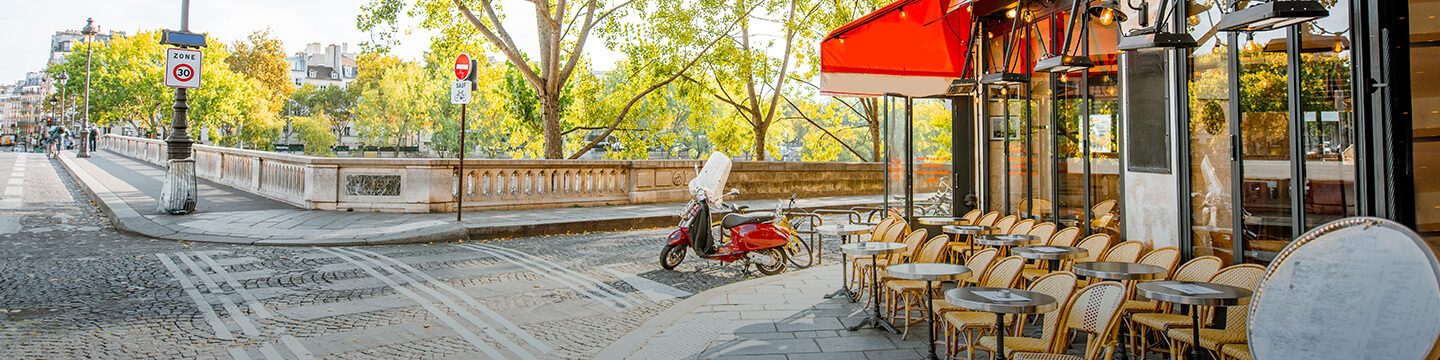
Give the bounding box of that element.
[164,48,202,88]
[452,54,477,221]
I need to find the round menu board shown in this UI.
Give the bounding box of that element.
[1248,217,1440,359]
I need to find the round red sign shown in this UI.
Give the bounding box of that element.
[173,64,195,82]
[454,54,471,80]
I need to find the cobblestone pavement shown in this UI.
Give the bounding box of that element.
[0,151,847,359]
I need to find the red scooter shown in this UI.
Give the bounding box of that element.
[659,189,796,275]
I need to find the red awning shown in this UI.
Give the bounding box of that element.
[820,0,974,97]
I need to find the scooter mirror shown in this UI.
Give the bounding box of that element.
[726,188,741,196]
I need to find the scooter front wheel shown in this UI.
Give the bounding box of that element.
[752,247,788,276]
[660,244,686,270]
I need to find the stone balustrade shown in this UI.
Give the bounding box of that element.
[98,134,884,213]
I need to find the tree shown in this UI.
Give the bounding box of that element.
[360,0,646,159]
[225,29,294,147]
[290,112,337,156]
[351,59,440,156]
[289,84,357,140]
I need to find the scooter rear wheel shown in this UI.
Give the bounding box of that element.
[753,247,788,276]
[660,244,686,270]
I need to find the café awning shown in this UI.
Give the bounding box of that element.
[820,0,975,97]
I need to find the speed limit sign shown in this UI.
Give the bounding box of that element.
[165,48,202,88]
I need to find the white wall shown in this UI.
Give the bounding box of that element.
[1119,49,1182,250]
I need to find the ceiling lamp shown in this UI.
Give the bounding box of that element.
[947,78,979,95]
[982,0,1030,86]
[1115,0,1199,50]
[1036,0,1097,73]
[947,18,982,96]
[1088,0,1129,26]
[1216,1,1329,32]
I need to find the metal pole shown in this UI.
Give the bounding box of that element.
[458,103,466,221]
[79,21,93,158]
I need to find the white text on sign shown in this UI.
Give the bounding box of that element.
[165,48,203,89]
[451,80,472,105]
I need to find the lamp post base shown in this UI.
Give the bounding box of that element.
[158,159,197,214]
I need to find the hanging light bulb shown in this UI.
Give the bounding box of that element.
[1188,15,1201,26]
[1060,73,1069,82]
[1023,10,1033,22]
[1243,33,1259,52]
[1006,8,1018,19]
[1332,40,1344,53]
[1098,8,1115,26]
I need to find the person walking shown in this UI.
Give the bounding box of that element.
[46,125,68,158]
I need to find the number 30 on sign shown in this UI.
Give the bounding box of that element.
[165,48,203,89]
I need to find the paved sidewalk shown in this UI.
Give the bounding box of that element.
[58,150,881,245]
[598,264,933,360]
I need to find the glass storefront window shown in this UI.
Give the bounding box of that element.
[885,96,908,214]
[1027,17,1054,221]
[1087,17,1121,237]
[913,98,953,216]
[1187,1,1236,264]
[1238,29,1292,264]
[1410,0,1440,247]
[1299,0,1357,229]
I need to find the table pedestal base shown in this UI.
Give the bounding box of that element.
[993,312,1008,360]
[847,254,897,334]
[825,234,858,303]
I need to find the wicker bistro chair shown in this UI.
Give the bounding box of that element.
[1027,223,1057,245]
[850,224,908,300]
[962,209,983,223]
[1129,256,1224,358]
[1012,281,1129,360]
[1120,247,1181,353]
[976,211,1001,228]
[1021,227,1082,283]
[992,215,1019,235]
[1099,241,1146,263]
[1072,234,1112,264]
[1165,264,1266,359]
[1010,219,1038,236]
[974,272,1080,358]
[1220,344,1252,360]
[938,256,1027,360]
[883,235,956,338]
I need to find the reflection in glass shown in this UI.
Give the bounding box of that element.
[885,96,908,214]
[1087,19,1121,238]
[912,98,954,216]
[1239,29,1292,265]
[1409,0,1440,248]
[1187,2,1236,265]
[1298,0,1356,229]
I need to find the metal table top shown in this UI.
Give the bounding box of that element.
[840,242,907,256]
[885,263,972,282]
[1073,261,1167,280]
[945,287,1058,314]
[917,217,970,226]
[943,225,992,235]
[974,234,1039,247]
[816,224,874,236]
[1012,246,1089,260]
[1137,281,1251,306]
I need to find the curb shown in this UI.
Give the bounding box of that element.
[593,264,836,359]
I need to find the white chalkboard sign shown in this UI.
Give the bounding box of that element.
[1248,217,1440,360]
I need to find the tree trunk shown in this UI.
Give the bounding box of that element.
[752,122,768,161]
[541,91,563,159]
[866,98,881,162]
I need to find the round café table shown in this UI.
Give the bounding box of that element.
[1011,246,1088,271]
[886,263,972,360]
[841,241,908,334]
[1073,261,1167,360]
[1137,281,1251,360]
[945,287,1058,360]
[974,234,1039,257]
[944,225,992,264]
[818,224,874,302]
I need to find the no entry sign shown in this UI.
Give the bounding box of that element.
[165,48,202,88]
[454,53,472,80]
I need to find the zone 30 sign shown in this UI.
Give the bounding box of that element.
[165,48,202,89]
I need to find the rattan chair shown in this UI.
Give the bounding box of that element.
[976,211,1001,228]
[1010,219,1038,235]
[1220,344,1251,360]
[1028,222,1057,244]
[940,256,1027,360]
[1165,264,1267,359]
[962,209,983,223]
[1129,256,1224,358]
[975,272,1079,358]
[1099,241,1146,263]
[1073,234,1112,263]
[992,215,1019,235]
[884,235,954,338]
[851,224,909,300]
[1012,281,1129,360]
[1120,247,1181,353]
[1021,226,1080,283]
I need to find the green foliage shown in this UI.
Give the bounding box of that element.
[291,112,337,156]
[351,58,441,153]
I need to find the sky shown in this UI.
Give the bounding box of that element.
[0,0,624,83]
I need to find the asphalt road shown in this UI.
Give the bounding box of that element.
[0,151,842,359]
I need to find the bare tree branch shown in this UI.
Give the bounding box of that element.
[782,96,867,161]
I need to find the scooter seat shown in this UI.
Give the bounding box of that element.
[721,212,775,229]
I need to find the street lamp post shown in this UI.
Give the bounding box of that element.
[78,18,97,158]
[157,0,202,214]
[55,73,68,129]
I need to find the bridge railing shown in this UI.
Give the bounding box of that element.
[97,134,884,213]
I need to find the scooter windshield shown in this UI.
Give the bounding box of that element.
[688,152,731,207]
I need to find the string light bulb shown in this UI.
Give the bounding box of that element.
[1006,8,1018,19]
[1188,15,1200,26]
[1332,40,1344,53]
